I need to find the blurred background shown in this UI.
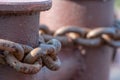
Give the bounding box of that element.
[115,0,120,7]
[110,1,120,80]
[115,0,120,19]
[115,0,120,8]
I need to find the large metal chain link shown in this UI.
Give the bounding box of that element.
[0,39,61,74]
[39,20,120,48]
[0,20,119,74]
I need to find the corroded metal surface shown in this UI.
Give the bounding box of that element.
[0,0,52,80]
[1,39,61,74]
[39,22,120,47]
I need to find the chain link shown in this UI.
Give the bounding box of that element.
[0,39,61,74]
[39,20,120,48]
[0,20,119,74]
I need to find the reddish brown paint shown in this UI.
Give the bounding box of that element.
[0,0,52,80]
[40,0,114,80]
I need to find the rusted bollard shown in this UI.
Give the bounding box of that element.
[40,0,114,80]
[0,0,51,80]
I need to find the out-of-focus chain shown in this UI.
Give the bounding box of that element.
[39,20,120,48]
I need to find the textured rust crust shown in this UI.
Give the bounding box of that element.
[0,0,52,79]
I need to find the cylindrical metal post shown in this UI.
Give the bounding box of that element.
[0,0,51,80]
[40,0,114,80]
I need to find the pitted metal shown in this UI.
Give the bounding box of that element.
[39,20,120,47]
[0,39,61,74]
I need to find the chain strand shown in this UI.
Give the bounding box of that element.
[0,39,61,74]
[39,20,120,48]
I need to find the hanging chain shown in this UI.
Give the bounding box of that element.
[39,20,120,48]
[0,39,61,74]
[0,20,119,74]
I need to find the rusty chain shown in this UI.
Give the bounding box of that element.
[0,20,119,74]
[39,20,120,48]
[0,39,61,74]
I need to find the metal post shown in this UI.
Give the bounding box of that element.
[40,0,114,80]
[0,0,51,80]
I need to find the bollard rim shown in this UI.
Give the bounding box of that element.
[0,0,52,12]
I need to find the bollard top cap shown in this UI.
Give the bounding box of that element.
[0,0,52,13]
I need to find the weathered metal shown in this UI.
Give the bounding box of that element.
[0,0,52,80]
[0,39,61,74]
[40,0,114,80]
[40,22,120,47]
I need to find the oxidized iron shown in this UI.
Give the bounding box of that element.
[0,0,52,80]
[39,25,120,47]
[40,0,114,80]
[2,39,61,74]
